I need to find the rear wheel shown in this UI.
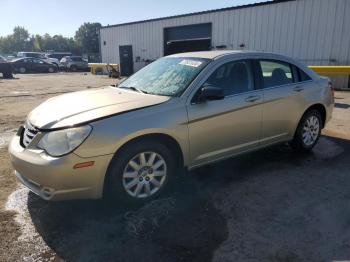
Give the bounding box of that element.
[104,140,176,203]
[290,109,322,152]
[70,65,77,72]
[19,67,26,73]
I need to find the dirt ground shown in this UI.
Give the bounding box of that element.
[1,73,350,262]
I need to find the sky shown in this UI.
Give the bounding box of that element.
[0,0,262,37]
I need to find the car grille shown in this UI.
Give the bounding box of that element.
[22,121,39,148]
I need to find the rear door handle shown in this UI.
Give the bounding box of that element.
[245,95,261,103]
[293,86,304,92]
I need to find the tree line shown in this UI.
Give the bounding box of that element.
[0,22,101,55]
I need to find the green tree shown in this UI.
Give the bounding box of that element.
[0,26,31,53]
[0,23,101,55]
[74,22,101,53]
[0,36,13,53]
[11,26,30,51]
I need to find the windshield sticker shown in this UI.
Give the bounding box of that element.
[179,60,202,67]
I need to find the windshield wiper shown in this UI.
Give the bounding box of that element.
[118,86,148,94]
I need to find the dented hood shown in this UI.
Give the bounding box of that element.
[28,86,170,129]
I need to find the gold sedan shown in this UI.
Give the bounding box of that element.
[9,51,334,202]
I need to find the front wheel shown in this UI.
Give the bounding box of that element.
[290,109,322,152]
[104,140,176,203]
[48,67,56,73]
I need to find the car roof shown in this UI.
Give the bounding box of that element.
[18,52,43,54]
[168,50,318,79]
[30,56,43,58]
[167,50,246,59]
[62,56,81,58]
[47,52,72,54]
[167,50,298,60]
[13,57,44,61]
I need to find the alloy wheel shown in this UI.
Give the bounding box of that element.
[302,115,320,146]
[122,151,167,198]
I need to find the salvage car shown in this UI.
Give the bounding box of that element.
[11,57,57,73]
[60,56,89,71]
[9,50,334,202]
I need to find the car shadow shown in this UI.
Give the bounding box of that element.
[0,76,19,80]
[27,168,229,261]
[27,135,350,261]
[335,102,350,109]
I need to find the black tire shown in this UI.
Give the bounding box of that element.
[290,109,322,152]
[104,140,177,204]
[19,67,26,73]
[48,67,56,73]
[70,65,77,72]
[52,63,59,71]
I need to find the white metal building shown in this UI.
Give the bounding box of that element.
[100,0,350,88]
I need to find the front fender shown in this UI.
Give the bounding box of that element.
[74,102,190,166]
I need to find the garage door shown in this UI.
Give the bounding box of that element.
[164,23,212,56]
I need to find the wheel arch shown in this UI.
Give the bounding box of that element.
[115,133,184,166]
[292,103,327,139]
[304,103,327,128]
[102,132,185,197]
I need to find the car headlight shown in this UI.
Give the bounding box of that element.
[37,125,92,157]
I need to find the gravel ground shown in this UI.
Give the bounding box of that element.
[1,73,350,261]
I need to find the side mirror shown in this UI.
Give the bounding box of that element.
[198,84,224,102]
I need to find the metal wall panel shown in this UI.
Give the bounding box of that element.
[100,0,350,88]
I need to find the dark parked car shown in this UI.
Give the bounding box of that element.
[0,56,13,78]
[60,56,89,71]
[17,52,60,67]
[11,58,57,73]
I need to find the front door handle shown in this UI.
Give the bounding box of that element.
[293,86,304,92]
[245,95,261,103]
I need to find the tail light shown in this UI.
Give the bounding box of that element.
[328,79,334,98]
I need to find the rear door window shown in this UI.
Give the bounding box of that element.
[259,60,294,88]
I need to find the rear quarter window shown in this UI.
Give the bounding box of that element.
[297,68,312,82]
